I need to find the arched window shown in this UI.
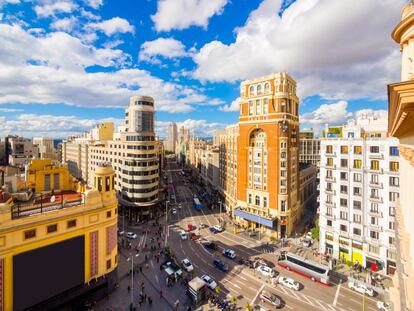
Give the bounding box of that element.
[264,83,270,94]
[250,86,255,96]
[257,84,262,95]
[255,195,260,206]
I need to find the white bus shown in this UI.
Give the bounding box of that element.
[277,251,332,286]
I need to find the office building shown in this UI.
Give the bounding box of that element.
[299,129,321,165]
[166,122,178,152]
[6,136,39,166]
[0,159,118,310]
[32,136,56,160]
[388,2,414,309]
[233,72,300,238]
[318,114,399,276]
[89,96,161,222]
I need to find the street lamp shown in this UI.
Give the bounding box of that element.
[127,253,139,308]
[165,200,170,223]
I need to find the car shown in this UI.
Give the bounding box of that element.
[209,227,218,234]
[248,231,258,237]
[302,238,312,248]
[213,258,229,272]
[178,203,182,209]
[202,240,217,251]
[222,249,236,259]
[259,291,282,308]
[171,208,177,215]
[199,223,208,229]
[348,281,375,297]
[190,232,199,241]
[213,225,224,232]
[126,232,137,239]
[187,224,196,231]
[253,258,269,269]
[201,274,217,290]
[256,265,276,278]
[181,258,194,272]
[179,230,188,240]
[278,276,300,291]
[376,301,390,311]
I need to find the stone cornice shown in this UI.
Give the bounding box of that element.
[399,145,414,167]
[387,80,414,137]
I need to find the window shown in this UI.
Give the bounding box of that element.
[353,214,361,224]
[353,173,362,182]
[370,231,379,240]
[106,259,111,270]
[67,219,77,228]
[340,224,347,232]
[54,173,60,189]
[390,161,399,172]
[255,100,261,115]
[44,174,51,191]
[340,159,348,168]
[389,221,395,230]
[264,83,270,94]
[326,145,333,154]
[340,211,348,220]
[280,200,286,212]
[47,224,57,233]
[371,174,379,184]
[255,196,260,206]
[249,101,254,115]
[327,220,332,227]
[370,146,379,153]
[389,192,399,202]
[371,160,379,170]
[390,146,399,156]
[257,84,262,95]
[340,198,347,207]
[390,177,399,187]
[353,187,362,196]
[263,197,267,208]
[327,158,333,166]
[353,227,361,236]
[340,185,348,194]
[371,203,379,212]
[24,229,36,240]
[369,244,379,254]
[263,98,268,114]
[107,211,112,218]
[249,86,255,96]
[281,152,287,158]
[105,176,110,191]
[389,206,396,216]
[371,217,378,225]
[340,146,349,154]
[326,182,333,191]
[248,194,252,204]
[354,146,362,154]
[326,207,333,216]
[340,172,348,180]
[371,188,378,198]
[353,201,361,210]
[389,237,395,246]
[353,160,362,169]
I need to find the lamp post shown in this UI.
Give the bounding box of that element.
[165,200,170,223]
[127,253,139,308]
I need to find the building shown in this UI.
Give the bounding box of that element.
[166,122,178,152]
[0,159,118,310]
[61,123,114,182]
[234,72,300,239]
[299,129,321,166]
[89,96,161,222]
[299,163,318,219]
[387,2,414,309]
[175,126,190,164]
[32,136,56,160]
[318,113,399,276]
[6,136,39,166]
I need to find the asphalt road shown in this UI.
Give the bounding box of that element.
[165,158,383,311]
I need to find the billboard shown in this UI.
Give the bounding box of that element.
[13,235,85,310]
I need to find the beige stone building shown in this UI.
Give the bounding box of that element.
[32,136,56,160]
[299,129,321,166]
[388,2,414,310]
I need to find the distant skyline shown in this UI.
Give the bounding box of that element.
[0,0,404,138]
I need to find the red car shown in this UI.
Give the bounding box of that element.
[187,224,197,231]
[190,233,199,241]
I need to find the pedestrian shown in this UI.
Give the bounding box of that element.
[140,266,143,273]
[174,299,180,310]
[145,263,149,269]
[148,296,152,307]
[160,290,163,299]
[127,285,131,292]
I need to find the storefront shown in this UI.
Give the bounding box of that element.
[351,241,363,264]
[325,243,333,256]
[365,256,383,272]
[339,247,350,262]
[233,209,276,236]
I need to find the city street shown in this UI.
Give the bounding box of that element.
[97,157,385,311]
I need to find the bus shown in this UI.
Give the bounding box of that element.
[193,198,202,210]
[277,251,332,286]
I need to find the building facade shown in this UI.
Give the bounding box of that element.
[32,136,56,160]
[6,136,39,167]
[234,73,300,238]
[299,163,318,218]
[388,2,414,310]
[0,159,118,310]
[299,129,321,166]
[318,114,399,276]
[166,122,178,152]
[89,96,161,222]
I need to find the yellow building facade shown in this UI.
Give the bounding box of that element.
[0,160,118,310]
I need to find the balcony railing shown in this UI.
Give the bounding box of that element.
[325,176,336,182]
[369,153,383,159]
[325,201,336,208]
[369,196,383,203]
[369,181,383,189]
[368,210,383,218]
[325,189,336,195]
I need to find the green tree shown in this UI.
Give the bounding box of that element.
[311,226,320,241]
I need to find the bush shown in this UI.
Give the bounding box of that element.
[270,236,277,242]
[346,260,353,267]
[310,226,320,241]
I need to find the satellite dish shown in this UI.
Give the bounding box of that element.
[50,195,56,203]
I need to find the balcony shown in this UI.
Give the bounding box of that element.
[368,210,383,218]
[325,176,336,182]
[325,151,336,157]
[368,167,383,174]
[325,214,335,220]
[369,196,383,203]
[369,181,383,189]
[325,189,336,195]
[369,153,383,160]
[325,163,336,169]
[325,201,336,208]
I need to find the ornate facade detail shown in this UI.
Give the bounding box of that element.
[398,145,414,167]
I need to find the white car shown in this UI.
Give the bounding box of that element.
[178,203,182,209]
[376,301,390,311]
[348,281,375,297]
[126,232,137,239]
[179,230,188,240]
[213,225,224,232]
[201,274,217,290]
[278,276,300,291]
[222,249,236,259]
[172,208,177,215]
[181,258,194,272]
[170,195,176,200]
[256,265,275,278]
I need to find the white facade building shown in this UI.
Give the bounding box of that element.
[319,113,400,275]
[166,122,178,152]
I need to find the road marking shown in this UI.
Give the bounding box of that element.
[349,298,359,304]
[239,276,247,281]
[232,284,241,289]
[251,284,265,305]
[155,274,158,283]
[333,282,341,306]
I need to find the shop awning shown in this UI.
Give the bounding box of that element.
[234,209,274,228]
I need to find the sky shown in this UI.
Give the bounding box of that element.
[0,0,406,139]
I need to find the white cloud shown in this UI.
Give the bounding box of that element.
[139,38,189,64]
[87,17,135,36]
[34,1,77,18]
[1,0,20,4]
[0,23,222,114]
[300,100,352,127]
[193,0,404,100]
[157,118,227,138]
[219,97,240,112]
[0,108,23,112]
[84,0,103,9]
[50,16,78,32]
[151,0,229,32]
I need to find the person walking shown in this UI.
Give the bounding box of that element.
[148,296,152,307]
[159,290,163,299]
[174,299,180,310]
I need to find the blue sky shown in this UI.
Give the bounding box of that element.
[0,0,405,138]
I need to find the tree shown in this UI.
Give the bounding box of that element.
[311,226,320,241]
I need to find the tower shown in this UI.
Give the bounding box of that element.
[235,73,300,238]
